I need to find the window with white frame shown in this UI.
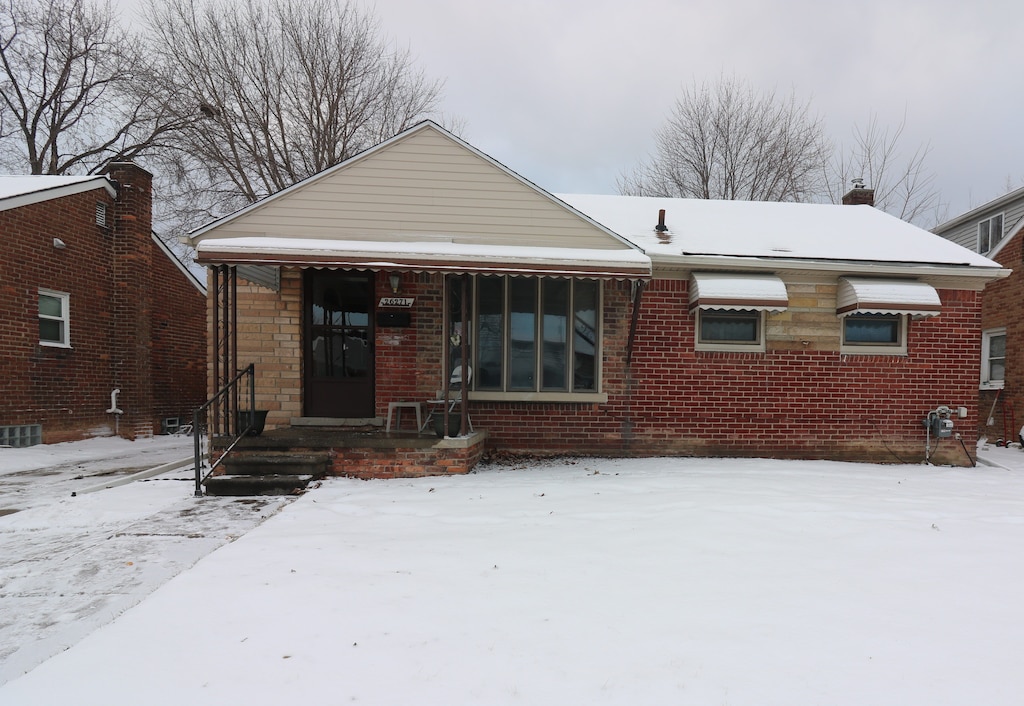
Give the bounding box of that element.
[981,328,1006,389]
[448,275,600,395]
[38,290,70,347]
[841,313,907,354]
[978,213,1005,253]
[696,309,764,350]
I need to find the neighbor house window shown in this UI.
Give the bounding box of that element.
[841,313,906,354]
[448,275,600,395]
[978,213,1004,253]
[981,328,1006,389]
[38,289,70,347]
[696,309,763,350]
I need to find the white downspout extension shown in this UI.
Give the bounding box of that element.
[107,388,123,435]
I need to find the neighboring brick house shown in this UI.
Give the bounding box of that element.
[188,122,1006,472]
[0,163,207,445]
[934,187,1024,442]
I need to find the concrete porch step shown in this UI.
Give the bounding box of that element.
[203,473,316,496]
[220,451,331,476]
[204,450,330,496]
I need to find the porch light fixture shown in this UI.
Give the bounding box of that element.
[389,272,401,294]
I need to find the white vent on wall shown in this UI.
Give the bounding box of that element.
[95,203,108,228]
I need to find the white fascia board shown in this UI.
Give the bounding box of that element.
[0,177,116,213]
[653,253,1010,282]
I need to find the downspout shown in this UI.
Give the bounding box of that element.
[626,279,646,365]
[624,279,647,449]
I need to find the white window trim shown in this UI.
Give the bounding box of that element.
[840,313,908,356]
[694,309,766,353]
[39,289,71,348]
[980,327,1006,390]
[978,212,1005,254]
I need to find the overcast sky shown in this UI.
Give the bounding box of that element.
[121,0,1022,225]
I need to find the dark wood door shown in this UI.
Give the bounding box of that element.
[304,271,374,418]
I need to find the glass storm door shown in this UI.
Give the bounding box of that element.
[304,271,374,418]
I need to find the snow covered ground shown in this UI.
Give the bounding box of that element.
[2,436,1024,704]
[0,436,293,684]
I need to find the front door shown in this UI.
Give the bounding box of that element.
[304,271,374,418]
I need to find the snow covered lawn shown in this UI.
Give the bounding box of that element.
[0,436,293,684]
[3,453,1024,705]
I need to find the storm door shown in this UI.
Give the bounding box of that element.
[304,271,374,418]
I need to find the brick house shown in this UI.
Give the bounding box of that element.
[933,187,1024,442]
[187,122,1006,477]
[0,163,207,445]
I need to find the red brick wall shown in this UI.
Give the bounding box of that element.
[0,186,119,442]
[0,167,207,443]
[980,232,1023,441]
[372,276,981,466]
[229,268,982,466]
[149,245,207,432]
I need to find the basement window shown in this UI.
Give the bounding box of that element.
[0,424,42,447]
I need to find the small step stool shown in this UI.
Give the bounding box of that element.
[386,401,423,432]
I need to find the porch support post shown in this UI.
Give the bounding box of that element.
[211,264,237,436]
[459,274,469,437]
[442,274,451,437]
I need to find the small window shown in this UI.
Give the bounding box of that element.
[696,309,764,351]
[978,213,1004,253]
[95,202,108,228]
[981,328,1006,389]
[842,313,906,354]
[39,290,70,347]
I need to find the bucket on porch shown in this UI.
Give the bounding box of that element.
[237,410,269,436]
[432,413,462,438]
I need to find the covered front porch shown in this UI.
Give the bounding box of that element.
[186,122,652,491]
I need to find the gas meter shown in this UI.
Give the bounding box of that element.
[924,406,954,438]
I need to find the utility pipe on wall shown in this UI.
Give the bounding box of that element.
[107,388,123,435]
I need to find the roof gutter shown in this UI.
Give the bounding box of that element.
[654,253,1010,282]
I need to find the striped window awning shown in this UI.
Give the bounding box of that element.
[689,272,789,312]
[836,278,941,318]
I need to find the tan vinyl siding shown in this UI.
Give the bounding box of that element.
[197,127,631,252]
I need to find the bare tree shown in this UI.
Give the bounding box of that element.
[620,76,830,202]
[825,112,942,227]
[144,0,444,232]
[0,0,179,174]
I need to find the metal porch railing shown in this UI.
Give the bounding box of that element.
[193,363,256,497]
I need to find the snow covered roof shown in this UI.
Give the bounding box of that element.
[556,194,1002,271]
[0,175,115,212]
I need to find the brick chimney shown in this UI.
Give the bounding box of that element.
[842,178,875,207]
[104,161,155,439]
